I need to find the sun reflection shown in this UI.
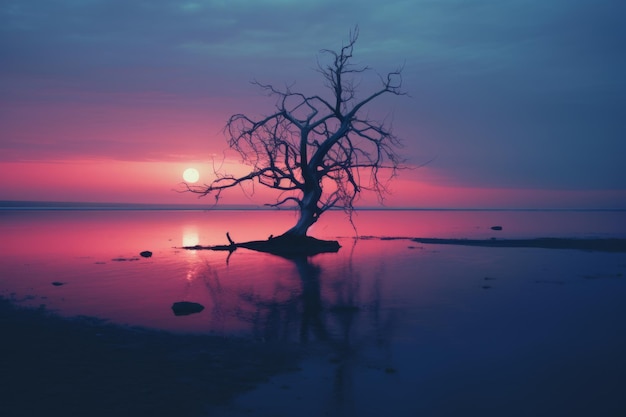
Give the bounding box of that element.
[186,267,197,283]
[182,226,199,247]
[181,226,202,283]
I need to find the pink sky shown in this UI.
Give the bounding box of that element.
[1,158,623,209]
[1,93,624,208]
[1,1,625,209]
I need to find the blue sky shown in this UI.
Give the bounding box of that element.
[1,0,625,206]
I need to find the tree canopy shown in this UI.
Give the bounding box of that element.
[185,28,405,237]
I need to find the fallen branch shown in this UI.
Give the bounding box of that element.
[183,233,341,257]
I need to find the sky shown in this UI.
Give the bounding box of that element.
[1,0,625,208]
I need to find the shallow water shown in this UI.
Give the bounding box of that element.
[1,209,626,416]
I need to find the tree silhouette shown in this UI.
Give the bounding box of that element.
[186,28,405,237]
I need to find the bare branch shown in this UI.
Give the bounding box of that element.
[185,27,408,237]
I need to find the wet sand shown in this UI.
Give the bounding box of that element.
[0,298,300,417]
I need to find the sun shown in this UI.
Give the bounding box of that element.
[182,168,200,183]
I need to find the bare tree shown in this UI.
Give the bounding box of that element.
[186,28,405,238]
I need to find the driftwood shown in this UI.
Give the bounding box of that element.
[183,233,341,257]
[410,237,626,253]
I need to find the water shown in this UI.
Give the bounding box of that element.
[1,209,626,416]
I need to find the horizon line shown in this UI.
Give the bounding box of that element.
[1,200,624,212]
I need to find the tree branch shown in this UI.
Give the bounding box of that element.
[183,27,408,235]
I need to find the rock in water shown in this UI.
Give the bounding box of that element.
[139,251,152,258]
[171,301,205,316]
[490,226,503,231]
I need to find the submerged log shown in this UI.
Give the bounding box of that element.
[183,233,341,257]
[238,235,341,257]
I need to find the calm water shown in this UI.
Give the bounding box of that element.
[1,209,626,416]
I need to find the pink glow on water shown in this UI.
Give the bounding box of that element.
[1,207,626,417]
[1,209,624,335]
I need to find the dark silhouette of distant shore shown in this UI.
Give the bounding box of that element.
[409,237,626,252]
[358,236,626,253]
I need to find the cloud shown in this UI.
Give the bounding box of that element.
[1,0,624,194]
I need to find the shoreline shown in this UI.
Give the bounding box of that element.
[0,298,300,416]
[357,236,626,252]
[409,237,626,252]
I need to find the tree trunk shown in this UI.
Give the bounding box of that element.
[282,187,321,237]
[284,207,317,237]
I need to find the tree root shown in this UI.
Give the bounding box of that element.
[183,233,341,257]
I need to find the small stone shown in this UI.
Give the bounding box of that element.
[140,251,152,258]
[171,301,205,316]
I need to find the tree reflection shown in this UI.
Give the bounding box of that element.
[198,247,396,416]
[295,255,329,343]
